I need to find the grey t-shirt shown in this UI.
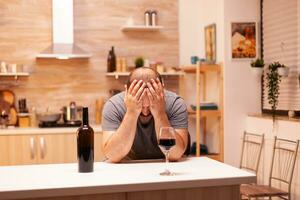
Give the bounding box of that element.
[102,90,188,160]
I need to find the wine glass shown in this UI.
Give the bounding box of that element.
[158,127,176,176]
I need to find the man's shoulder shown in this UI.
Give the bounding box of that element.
[103,92,126,114]
[109,91,125,104]
[165,90,183,103]
[164,90,186,111]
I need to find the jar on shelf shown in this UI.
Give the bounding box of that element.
[156,62,164,73]
[151,11,157,26]
[144,10,151,26]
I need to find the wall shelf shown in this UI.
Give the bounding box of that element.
[188,109,221,118]
[0,73,29,80]
[183,64,221,73]
[106,71,185,79]
[121,25,164,32]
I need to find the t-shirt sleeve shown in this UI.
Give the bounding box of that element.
[102,100,122,131]
[168,97,188,129]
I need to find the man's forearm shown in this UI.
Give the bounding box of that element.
[154,113,186,161]
[104,112,138,162]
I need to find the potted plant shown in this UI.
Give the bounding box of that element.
[277,63,289,78]
[250,58,264,76]
[134,57,144,68]
[266,62,282,122]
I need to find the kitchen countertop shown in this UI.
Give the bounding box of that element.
[0,157,255,200]
[0,125,102,135]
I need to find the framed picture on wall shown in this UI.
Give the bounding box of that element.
[204,23,216,63]
[231,22,257,59]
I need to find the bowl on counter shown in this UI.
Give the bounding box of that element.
[37,113,61,123]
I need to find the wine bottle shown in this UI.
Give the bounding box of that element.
[77,107,94,173]
[110,46,116,72]
[107,50,112,72]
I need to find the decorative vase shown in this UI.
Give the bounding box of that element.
[288,110,295,118]
[278,67,289,78]
[251,67,263,77]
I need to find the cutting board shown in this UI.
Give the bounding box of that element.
[0,90,17,125]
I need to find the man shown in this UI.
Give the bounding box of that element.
[102,67,188,163]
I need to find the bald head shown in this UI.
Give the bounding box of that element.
[127,67,162,87]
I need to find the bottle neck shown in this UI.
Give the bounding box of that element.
[111,46,114,54]
[82,107,89,126]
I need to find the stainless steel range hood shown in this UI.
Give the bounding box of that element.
[36,0,91,59]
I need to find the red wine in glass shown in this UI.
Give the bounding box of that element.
[159,138,176,151]
[158,127,176,176]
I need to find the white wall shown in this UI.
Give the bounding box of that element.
[246,116,300,199]
[179,0,224,65]
[179,0,261,165]
[223,0,261,166]
[179,0,224,147]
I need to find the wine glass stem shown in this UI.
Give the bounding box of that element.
[165,150,170,171]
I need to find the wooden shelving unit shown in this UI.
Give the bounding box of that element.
[121,25,164,32]
[183,63,224,162]
[106,71,185,79]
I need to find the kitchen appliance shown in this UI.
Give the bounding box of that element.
[37,113,62,123]
[39,120,81,128]
[36,0,91,59]
[62,101,82,124]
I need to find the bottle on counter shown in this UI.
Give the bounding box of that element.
[107,46,116,72]
[30,107,37,127]
[77,107,94,173]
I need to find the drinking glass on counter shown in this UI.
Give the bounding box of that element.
[158,127,176,176]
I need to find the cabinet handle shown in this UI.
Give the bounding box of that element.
[40,137,46,159]
[29,137,35,159]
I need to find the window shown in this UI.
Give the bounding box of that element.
[262,0,300,113]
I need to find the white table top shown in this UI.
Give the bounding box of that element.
[0,157,255,200]
[0,125,102,135]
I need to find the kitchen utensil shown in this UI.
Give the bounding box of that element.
[62,101,82,123]
[18,113,30,127]
[39,120,81,128]
[0,110,9,128]
[0,91,17,126]
[18,98,28,113]
[8,107,17,125]
[37,113,61,123]
[0,90,15,105]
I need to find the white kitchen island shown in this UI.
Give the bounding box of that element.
[0,157,255,200]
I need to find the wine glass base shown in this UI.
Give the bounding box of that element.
[160,169,174,176]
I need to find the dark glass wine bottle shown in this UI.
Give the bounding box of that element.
[77,107,94,173]
[107,50,112,72]
[110,46,116,72]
